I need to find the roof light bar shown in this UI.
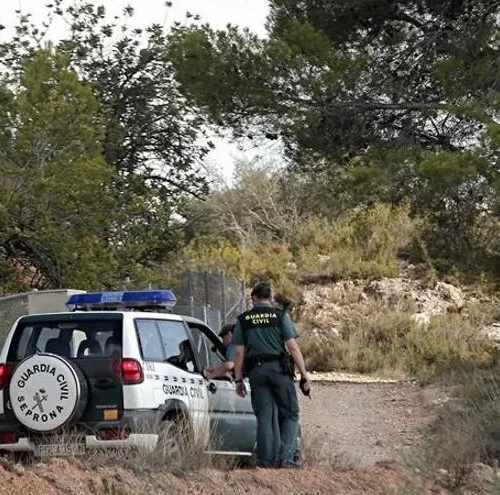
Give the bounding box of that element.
[66,290,177,312]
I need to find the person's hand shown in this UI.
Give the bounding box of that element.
[299,375,311,398]
[235,380,247,398]
[203,367,213,381]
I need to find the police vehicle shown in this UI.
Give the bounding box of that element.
[0,290,257,459]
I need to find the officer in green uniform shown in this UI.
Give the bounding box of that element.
[232,281,311,468]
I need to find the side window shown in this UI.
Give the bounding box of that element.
[15,326,34,360]
[136,319,165,361]
[188,324,225,370]
[156,320,196,373]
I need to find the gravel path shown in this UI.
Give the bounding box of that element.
[299,381,443,468]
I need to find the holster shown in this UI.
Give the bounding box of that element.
[246,354,293,376]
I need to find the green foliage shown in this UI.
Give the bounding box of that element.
[168,1,500,283]
[181,196,418,297]
[296,203,417,281]
[170,0,500,160]
[0,1,212,292]
[0,48,186,291]
[3,0,500,294]
[0,51,117,289]
[181,239,244,277]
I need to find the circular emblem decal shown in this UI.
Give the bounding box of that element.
[9,354,81,432]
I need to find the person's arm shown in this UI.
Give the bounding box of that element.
[284,338,308,379]
[233,345,247,397]
[281,313,311,394]
[231,321,246,382]
[233,345,245,382]
[204,360,234,380]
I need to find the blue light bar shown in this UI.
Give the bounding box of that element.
[66,290,177,311]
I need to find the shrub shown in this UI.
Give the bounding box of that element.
[295,203,418,282]
[179,202,420,294]
[299,302,495,378]
[180,238,244,278]
[413,364,500,491]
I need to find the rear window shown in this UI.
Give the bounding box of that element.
[7,317,122,362]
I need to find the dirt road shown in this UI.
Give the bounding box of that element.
[0,381,458,495]
[299,381,442,467]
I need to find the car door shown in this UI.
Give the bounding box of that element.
[133,318,206,416]
[187,322,256,454]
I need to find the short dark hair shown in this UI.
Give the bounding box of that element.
[219,323,235,338]
[251,281,272,299]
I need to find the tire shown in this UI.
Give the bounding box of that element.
[9,353,88,433]
[155,420,185,469]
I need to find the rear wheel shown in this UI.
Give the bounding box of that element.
[155,420,185,469]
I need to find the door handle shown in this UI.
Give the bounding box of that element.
[207,382,217,394]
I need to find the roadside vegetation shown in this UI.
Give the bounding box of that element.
[2,1,500,488]
[1,2,500,380]
[298,303,497,379]
[406,363,500,492]
[177,169,500,378]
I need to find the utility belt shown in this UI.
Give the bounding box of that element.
[246,353,295,379]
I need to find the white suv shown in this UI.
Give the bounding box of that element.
[0,290,257,458]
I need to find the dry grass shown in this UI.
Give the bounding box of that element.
[299,427,357,470]
[406,364,500,492]
[299,299,496,379]
[12,415,238,475]
[14,422,335,477]
[85,416,238,474]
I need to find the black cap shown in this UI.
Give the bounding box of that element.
[251,281,272,299]
[219,323,235,338]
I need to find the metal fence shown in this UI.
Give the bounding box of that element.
[172,271,246,331]
[0,272,247,346]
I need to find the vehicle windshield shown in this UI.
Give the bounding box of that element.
[7,315,122,361]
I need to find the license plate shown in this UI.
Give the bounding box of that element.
[37,443,86,458]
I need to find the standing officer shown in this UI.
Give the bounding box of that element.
[232,281,311,468]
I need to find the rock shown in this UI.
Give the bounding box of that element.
[412,312,430,329]
[480,322,500,342]
[435,282,465,309]
[10,463,25,475]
